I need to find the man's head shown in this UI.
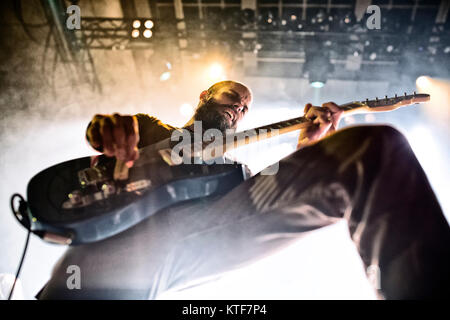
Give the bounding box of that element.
[192,80,253,132]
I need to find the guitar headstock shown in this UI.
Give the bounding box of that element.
[364,92,430,110]
[341,92,430,114]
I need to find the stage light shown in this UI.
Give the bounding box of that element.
[444,47,450,53]
[160,71,171,81]
[131,29,140,38]
[180,103,194,117]
[132,20,141,28]
[267,18,273,24]
[416,76,430,87]
[291,15,297,21]
[386,45,394,52]
[143,29,153,38]
[305,53,332,89]
[208,63,225,81]
[144,20,154,29]
[369,52,377,60]
[310,81,325,88]
[281,20,287,26]
[316,11,325,24]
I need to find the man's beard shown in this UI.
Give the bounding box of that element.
[193,99,235,132]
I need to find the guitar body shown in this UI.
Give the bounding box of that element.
[25,151,244,245]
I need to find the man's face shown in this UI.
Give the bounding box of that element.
[194,84,252,132]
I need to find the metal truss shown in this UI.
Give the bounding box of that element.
[41,0,102,92]
[76,18,179,50]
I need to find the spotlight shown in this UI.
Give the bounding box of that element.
[143,29,153,38]
[416,76,430,87]
[132,20,141,28]
[208,63,225,81]
[316,11,325,23]
[160,71,171,81]
[290,15,297,21]
[267,18,273,24]
[281,20,287,26]
[369,52,377,60]
[310,81,325,88]
[131,29,140,38]
[144,20,154,29]
[444,47,450,53]
[304,53,333,89]
[386,45,394,52]
[308,68,328,88]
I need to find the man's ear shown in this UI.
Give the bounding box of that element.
[199,90,208,102]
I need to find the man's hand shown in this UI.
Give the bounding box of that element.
[86,113,140,166]
[297,102,343,149]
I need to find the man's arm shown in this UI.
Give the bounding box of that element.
[85,113,176,167]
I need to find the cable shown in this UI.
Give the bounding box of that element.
[7,229,31,300]
[8,194,32,300]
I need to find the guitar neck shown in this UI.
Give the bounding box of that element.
[135,92,429,164]
[218,102,366,158]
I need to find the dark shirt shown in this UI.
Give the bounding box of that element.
[135,114,180,148]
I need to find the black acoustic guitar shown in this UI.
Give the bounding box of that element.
[12,93,429,245]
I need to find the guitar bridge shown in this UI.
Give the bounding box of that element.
[78,167,107,186]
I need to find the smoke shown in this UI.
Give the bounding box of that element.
[0,0,448,299]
